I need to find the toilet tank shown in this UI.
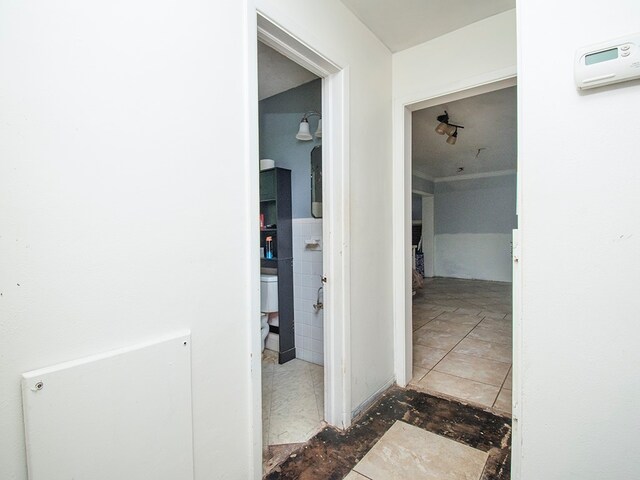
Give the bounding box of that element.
[260,274,278,312]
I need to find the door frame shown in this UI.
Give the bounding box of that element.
[391,69,517,386]
[247,9,351,478]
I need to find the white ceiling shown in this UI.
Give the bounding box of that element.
[412,86,517,179]
[258,41,318,101]
[340,0,515,52]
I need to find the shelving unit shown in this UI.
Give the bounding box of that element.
[260,167,295,364]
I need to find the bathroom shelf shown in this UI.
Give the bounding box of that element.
[260,167,295,364]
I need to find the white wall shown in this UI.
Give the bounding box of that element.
[0,1,392,478]
[0,1,256,479]
[392,10,517,386]
[434,174,517,282]
[517,1,640,478]
[257,0,394,413]
[292,219,324,365]
[393,9,517,103]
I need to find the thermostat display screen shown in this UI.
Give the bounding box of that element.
[585,48,618,65]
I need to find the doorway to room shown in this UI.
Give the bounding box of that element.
[407,86,516,415]
[251,13,351,477]
[257,40,326,473]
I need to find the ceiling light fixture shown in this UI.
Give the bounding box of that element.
[435,110,464,145]
[296,111,322,141]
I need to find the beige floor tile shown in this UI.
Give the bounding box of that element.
[453,338,512,363]
[414,330,465,350]
[434,312,483,326]
[268,411,322,445]
[409,366,429,385]
[421,319,476,336]
[434,352,511,386]
[263,357,323,447]
[467,325,512,346]
[353,421,488,480]
[504,368,512,389]
[417,370,500,408]
[455,307,483,316]
[477,310,507,320]
[479,318,512,333]
[494,388,512,414]
[343,471,369,479]
[413,345,449,370]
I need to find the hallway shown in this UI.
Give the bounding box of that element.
[410,278,512,414]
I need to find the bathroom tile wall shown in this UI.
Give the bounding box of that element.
[292,218,324,365]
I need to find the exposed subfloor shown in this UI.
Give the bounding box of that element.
[262,350,325,474]
[410,277,512,414]
[264,385,511,479]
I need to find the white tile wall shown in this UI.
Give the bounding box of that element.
[292,218,324,365]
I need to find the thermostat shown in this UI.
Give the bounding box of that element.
[575,32,640,89]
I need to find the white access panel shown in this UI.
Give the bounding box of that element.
[21,333,194,480]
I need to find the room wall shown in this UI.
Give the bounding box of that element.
[393,9,517,102]
[0,1,392,479]
[257,0,394,414]
[0,1,256,479]
[517,0,640,478]
[259,79,322,219]
[434,174,516,282]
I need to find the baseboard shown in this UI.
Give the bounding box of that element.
[350,376,395,420]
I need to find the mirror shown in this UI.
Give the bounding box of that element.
[311,146,322,218]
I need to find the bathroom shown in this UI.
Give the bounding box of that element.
[257,41,325,472]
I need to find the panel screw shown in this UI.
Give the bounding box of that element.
[35,382,43,390]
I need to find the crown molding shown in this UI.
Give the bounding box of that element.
[411,171,435,182]
[434,169,516,183]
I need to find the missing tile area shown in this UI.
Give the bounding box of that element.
[264,386,511,480]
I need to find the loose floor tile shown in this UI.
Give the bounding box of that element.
[416,370,500,408]
[343,471,369,479]
[352,421,488,480]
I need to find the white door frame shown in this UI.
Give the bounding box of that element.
[247,9,351,478]
[392,69,517,388]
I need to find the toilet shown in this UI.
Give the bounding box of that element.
[260,274,278,351]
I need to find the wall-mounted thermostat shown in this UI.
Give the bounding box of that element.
[575,33,640,89]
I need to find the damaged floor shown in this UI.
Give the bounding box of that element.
[264,386,511,479]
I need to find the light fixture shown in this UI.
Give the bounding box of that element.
[434,110,464,145]
[296,111,322,141]
[446,128,458,145]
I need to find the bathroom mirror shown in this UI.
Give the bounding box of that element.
[311,146,322,218]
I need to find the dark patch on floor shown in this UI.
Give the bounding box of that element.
[264,385,511,480]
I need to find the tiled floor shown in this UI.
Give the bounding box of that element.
[262,350,325,473]
[265,386,511,479]
[410,278,512,415]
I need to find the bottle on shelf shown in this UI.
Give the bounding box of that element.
[265,236,273,259]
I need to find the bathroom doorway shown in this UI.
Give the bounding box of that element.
[253,13,350,476]
[257,41,325,472]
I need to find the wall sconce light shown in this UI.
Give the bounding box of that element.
[435,111,464,145]
[296,111,322,141]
